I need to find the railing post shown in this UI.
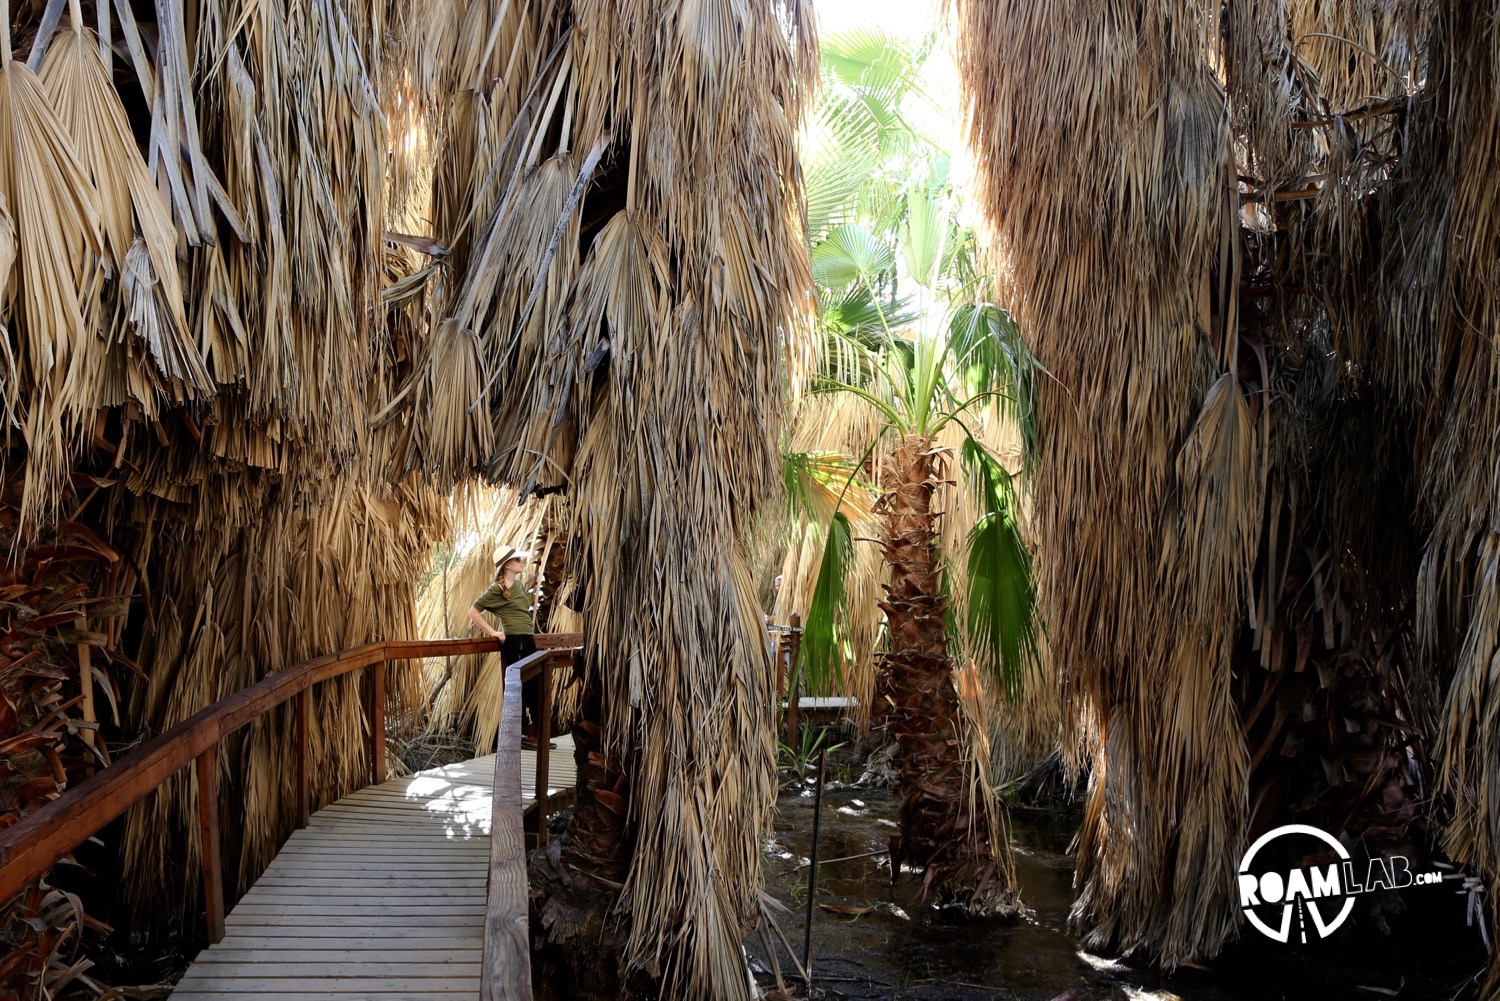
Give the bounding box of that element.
[296,685,311,827]
[367,660,386,786]
[773,622,785,714]
[785,612,802,749]
[194,744,225,944]
[535,654,553,841]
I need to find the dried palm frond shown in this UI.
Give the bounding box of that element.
[0,194,17,429]
[0,1,814,995]
[1380,6,1500,985]
[41,3,209,405]
[953,0,1253,966]
[412,2,816,993]
[950,0,1480,972]
[0,3,103,530]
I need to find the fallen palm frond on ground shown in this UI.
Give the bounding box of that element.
[0,496,128,1000]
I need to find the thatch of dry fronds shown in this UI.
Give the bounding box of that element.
[120,478,446,913]
[1387,7,1500,987]
[397,0,818,994]
[0,0,459,939]
[2,2,821,993]
[953,0,1500,976]
[955,0,1262,967]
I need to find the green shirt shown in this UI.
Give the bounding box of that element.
[472,579,535,636]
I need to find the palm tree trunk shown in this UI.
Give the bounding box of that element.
[877,434,1019,916]
[528,662,635,1000]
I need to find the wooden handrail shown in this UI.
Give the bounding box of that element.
[0,633,581,913]
[484,647,544,1001]
[482,644,577,1001]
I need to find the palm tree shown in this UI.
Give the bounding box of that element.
[803,297,1038,914]
[4,2,818,996]
[949,0,1463,976]
[775,26,1044,913]
[400,3,818,998]
[0,0,467,979]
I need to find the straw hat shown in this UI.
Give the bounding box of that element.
[492,545,531,568]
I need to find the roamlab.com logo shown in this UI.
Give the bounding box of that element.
[1238,824,1446,944]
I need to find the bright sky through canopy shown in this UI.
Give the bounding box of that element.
[815,0,941,34]
[810,0,976,302]
[812,0,966,193]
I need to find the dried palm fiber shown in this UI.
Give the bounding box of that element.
[1215,0,1435,885]
[951,0,1455,966]
[381,0,578,485]
[404,0,814,992]
[1376,2,1500,986]
[415,485,554,747]
[954,0,1260,965]
[0,0,445,935]
[40,0,211,417]
[1225,0,1424,380]
[0,0,104,532]
[0,189,15,428]
[0,491,133,1001]
[532,495,585,728]
[119,476,446,914]
[178,0,385,454]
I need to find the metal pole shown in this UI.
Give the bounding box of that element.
[803,746,827,988]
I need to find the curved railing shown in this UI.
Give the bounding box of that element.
[0,632,580,954]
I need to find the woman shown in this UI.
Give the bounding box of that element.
[468,546,542,748]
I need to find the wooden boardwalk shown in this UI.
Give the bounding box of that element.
[171,735,576,1000]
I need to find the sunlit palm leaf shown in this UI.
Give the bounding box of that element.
[782,447,873,527]
[901,185,946,289]
[811,222,893,292]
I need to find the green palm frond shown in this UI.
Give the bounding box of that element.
[803,28,933,243]
[782,447,873,527]
[797,510,855,697]
[821,285,916,342]
[948,303,1040,471]
[823,27,925,101]
[811,223,894,293]
[961,437,1039,700]
[901,185,948,290]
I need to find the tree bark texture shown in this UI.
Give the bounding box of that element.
[877,435,1019,917]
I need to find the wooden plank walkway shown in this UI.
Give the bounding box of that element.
[170,735,576,1000]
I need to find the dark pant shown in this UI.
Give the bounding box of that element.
[500,633,540,733]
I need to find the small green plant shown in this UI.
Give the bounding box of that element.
[778,724,847,781]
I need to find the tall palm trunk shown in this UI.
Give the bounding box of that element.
[529,664,634,1000]
[877,435,1018,916]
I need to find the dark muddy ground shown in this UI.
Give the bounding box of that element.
[750,773,1489,1001]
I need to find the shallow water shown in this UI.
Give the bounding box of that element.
[752,780,1486,1001]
